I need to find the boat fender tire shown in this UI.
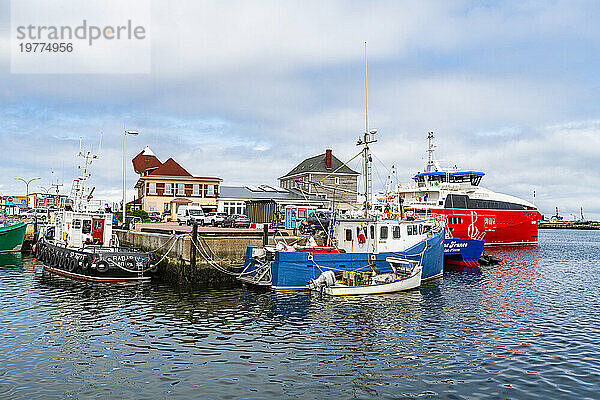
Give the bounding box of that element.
[59,253,66,269]
[68,257,78,272]
[96,260,109,274]
[125,259,137,272]
[82,257,92,271]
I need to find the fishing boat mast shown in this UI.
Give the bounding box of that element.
[357,41,377,217]
[72,137,100,211]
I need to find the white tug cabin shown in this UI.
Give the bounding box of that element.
[53,209,113,248]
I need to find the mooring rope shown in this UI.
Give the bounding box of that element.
[189,236,241,276]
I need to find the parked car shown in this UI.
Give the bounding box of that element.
[222,214,250,228]
[148,211,162,222]
[204,212,228,226]
[20,208,49,219]
[176,206,205,226]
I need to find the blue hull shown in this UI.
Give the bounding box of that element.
[244,229,445,290]
[443,238,485,267]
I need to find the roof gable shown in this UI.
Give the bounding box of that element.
[280,152,359,178]
[132,147,162,175]
[149,158,192,177]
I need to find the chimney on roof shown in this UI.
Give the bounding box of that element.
[325,149,332,169]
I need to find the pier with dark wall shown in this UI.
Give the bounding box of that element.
[114,229,277,285]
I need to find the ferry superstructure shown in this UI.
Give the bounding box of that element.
[396,132,541,245]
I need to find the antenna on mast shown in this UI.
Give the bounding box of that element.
[356,41,377,217]
[426,131,436,172]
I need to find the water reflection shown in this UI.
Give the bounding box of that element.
[0,232,598,399]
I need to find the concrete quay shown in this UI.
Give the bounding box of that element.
[115,224,302,285]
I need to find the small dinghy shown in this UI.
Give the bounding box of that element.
[309,258,422,296]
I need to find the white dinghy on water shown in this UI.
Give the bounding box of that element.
[308,258,422,296]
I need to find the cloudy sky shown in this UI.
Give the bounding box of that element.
[1,0,599,219]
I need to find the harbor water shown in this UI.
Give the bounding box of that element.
[0,229,598,399]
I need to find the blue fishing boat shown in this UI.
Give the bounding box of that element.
[242,221,444,290]
[443,238,485,267]
[239,45,445,290]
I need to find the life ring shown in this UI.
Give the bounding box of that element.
[358,233,366,244]
[96,260,109,273]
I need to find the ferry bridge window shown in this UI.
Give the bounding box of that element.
[82,220,91,234]
[93,220,103,231]
[470,175,482,186]
[345,229,352,242]
[407,225,413,235]
[73,219,81,229]
[370,225,375,239]
[392,226,401,239]
[298,209,306,219]
[380,226,388,239]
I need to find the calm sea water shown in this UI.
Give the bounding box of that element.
[0,229,599,399]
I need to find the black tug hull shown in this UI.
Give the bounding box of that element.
[35,238,156,282]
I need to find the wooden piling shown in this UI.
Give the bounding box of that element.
[262,224,269,246]
[190,222,197,267]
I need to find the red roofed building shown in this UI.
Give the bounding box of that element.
[132,147,222,220]
[132,146,162,176]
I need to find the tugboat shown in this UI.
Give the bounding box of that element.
[238,44,445,290]
[34,140,157,282]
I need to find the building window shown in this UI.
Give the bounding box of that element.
[193,184,200,196]
[164,183,172,195]
[177,184,185,195]
[148,182,157,195]
[380,226,388,239]
[207,185,215,197]
[335,177,340,185]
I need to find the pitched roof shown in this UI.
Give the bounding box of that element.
[149,158,192,177]
[132,146,162,175]
[280,152,359,179]
[220,186,325,201]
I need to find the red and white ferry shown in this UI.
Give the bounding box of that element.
[396,133,541,245]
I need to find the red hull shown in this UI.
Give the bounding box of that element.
[431,208,541,245]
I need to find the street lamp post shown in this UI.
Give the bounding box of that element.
[122,125,140,226]
[14,177,41,209]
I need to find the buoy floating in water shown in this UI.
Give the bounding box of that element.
[478,255,501,266]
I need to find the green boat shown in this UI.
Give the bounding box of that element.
[0,222,27,252]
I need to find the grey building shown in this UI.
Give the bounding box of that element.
[217,185,327,228]
[279,149,359,211]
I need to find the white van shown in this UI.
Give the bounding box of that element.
[176,206,205,226]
